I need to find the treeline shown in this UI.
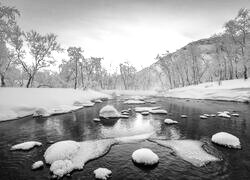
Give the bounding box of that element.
[0,3,142,89]
[156,8,250,89]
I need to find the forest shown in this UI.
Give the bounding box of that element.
[0,4,250,90]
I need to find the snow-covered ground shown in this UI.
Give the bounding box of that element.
[165,79,250,103]
[0,88,110,122]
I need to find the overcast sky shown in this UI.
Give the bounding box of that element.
[4,0,250,70]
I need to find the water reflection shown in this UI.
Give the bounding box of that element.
[100,113,156,138]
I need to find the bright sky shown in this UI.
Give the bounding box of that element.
[4,0,250,70]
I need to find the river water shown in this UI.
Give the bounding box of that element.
[0,97,249,180]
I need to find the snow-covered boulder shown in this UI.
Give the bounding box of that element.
[32,161,44,170]
[44,139,117,178]
[200,115,208,119]
[44,140,80,164]
[181,115,187,118]
[99,105,121,119]
[132,148,159,165]
[211,132,241,149]
[164,119,178,124]
[94,99,102,103]
[135,107,160,112]
[150,109,167,114]
[93,168,112,180]
[217,112,231,118]
[93,118,101,122]
[231,113,239,117]
[141,111,150,115]
[124,100,145,104]
[11,141,42,151]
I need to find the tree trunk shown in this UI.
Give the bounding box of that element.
[26,76,32,88]
[0,73,6,87]
[243,64,248,79]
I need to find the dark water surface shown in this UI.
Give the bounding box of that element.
[0,97,250,180]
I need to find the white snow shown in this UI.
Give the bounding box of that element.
[132,148,159,165]
[11,141,42,151]
[123,100,145,104]
[0,88,110,121]
[44,133,152,177]
[141,111,150,115]
[93,168,112,180]
[165,79,250,103]
[200,115,208,119]
[231,113,239,117]
[93,118,101,122]
[217,112,231,118]
[99,105,121,118]
[134,107,160,112]
[32,161,44,170]
[149,109,168,114]
[211,132,241,149]
[164,119,178,124]
[181,115,187,118]
[151,139,219,167]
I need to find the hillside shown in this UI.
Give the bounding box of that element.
[136,34,250,90]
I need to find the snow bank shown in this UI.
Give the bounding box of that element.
[11,141,42,151]
[94,168,112,180]
[123,100,145,104]
[151,139,219,167]
[165,79,250,103]
[132,148,159,165]
[0,88,110,121]
[32,161,44,170]
[211,132,241,149]
[44,133,152,177]
[164,119,178,124]
[99,105,121,118]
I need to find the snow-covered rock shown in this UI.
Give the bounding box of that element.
[94,168,112,180]
[123,100,145,104]
[164,119,178,124]
[11,141,42,151]
[44,133,152,177]
[151,139,219,167]
[181,115,187,118]
[211,132,241,149]
[231,113,239,117]
[32,161,44,170]
[217,112,231,118]
[200,115,208,119]
[44,139,116,178]
[150,109,167,114]
[141,111,150,115]
[93,118,101,122]
[99,105,121,118]
[135,107,160,112]
[94,99,102,103]
[132,148,159,165]
[33,107,51,117]
[120,115,129,118]
[121,112,129,115]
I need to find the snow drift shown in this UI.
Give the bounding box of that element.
[165,79,250,103]
[0,88,110,121]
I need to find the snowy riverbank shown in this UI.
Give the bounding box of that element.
[0,88,110,122]
[164,79,250,103]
